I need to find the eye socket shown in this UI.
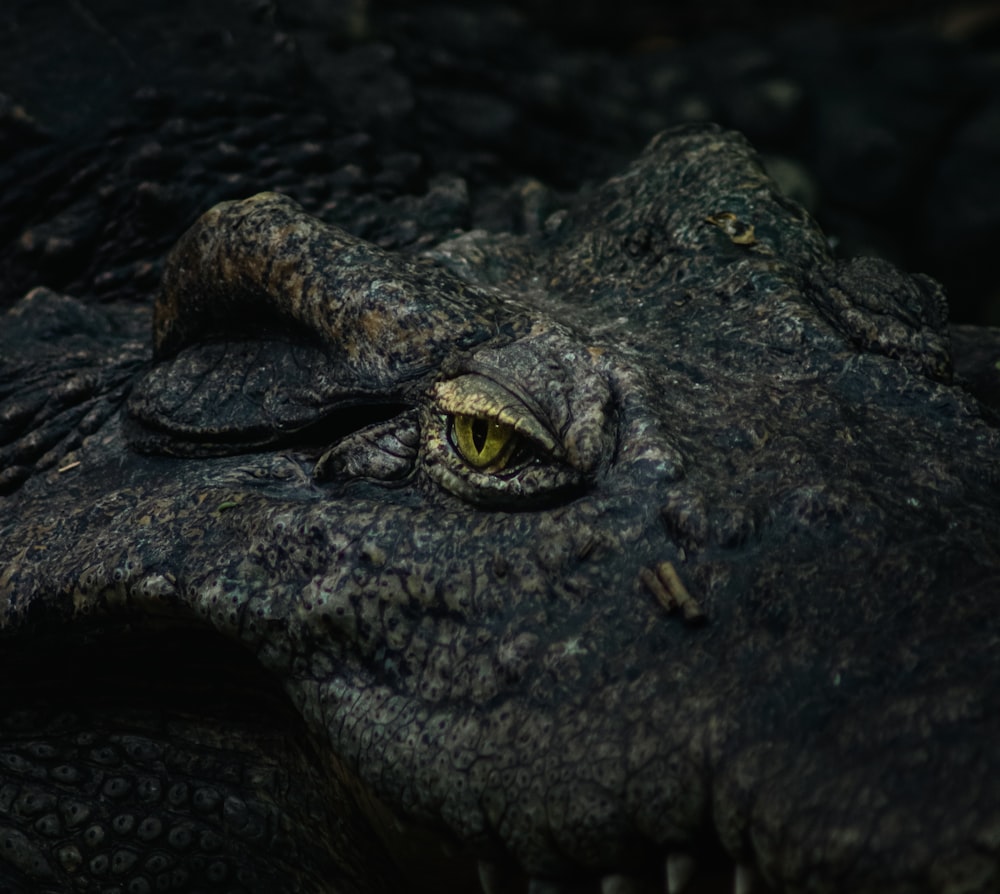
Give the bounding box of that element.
[450,414,518,471]
[422,373,588,507]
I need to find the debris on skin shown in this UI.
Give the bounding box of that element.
[640,562,706,624]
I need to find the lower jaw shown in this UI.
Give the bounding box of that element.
[376,852,772,894]
[359,799,773,894]
[475,858,767,894]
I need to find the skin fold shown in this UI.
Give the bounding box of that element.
[2,124,1000,893]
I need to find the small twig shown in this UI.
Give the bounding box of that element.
[640,561,706,624]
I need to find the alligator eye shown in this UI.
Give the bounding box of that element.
[423,373,585,507]
[451,414,517,470]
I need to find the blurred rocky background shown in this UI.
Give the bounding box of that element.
[1,0,998,322]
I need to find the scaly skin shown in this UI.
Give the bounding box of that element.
[2,124,1000,894]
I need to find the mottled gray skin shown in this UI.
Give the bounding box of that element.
[2,124,1000,894]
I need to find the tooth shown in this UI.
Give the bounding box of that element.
[528,880,572,894]
[601,874,644,894]
[666,853,695,893]
[734,864,758,894]
[478,861,508,894]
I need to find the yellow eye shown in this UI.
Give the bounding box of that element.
[452,414,517,470]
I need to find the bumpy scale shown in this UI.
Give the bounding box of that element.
[2,125,1000,894]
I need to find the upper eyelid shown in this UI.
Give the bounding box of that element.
[430,376,560,457]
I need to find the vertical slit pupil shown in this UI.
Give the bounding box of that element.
[471,418,489,453]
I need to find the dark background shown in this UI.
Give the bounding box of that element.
[2,0,999,323]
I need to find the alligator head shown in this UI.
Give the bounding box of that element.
[2,123,1000,893]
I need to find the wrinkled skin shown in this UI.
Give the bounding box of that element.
[2,124,1000,894]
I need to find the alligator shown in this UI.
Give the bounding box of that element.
[3,115,1000,894]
